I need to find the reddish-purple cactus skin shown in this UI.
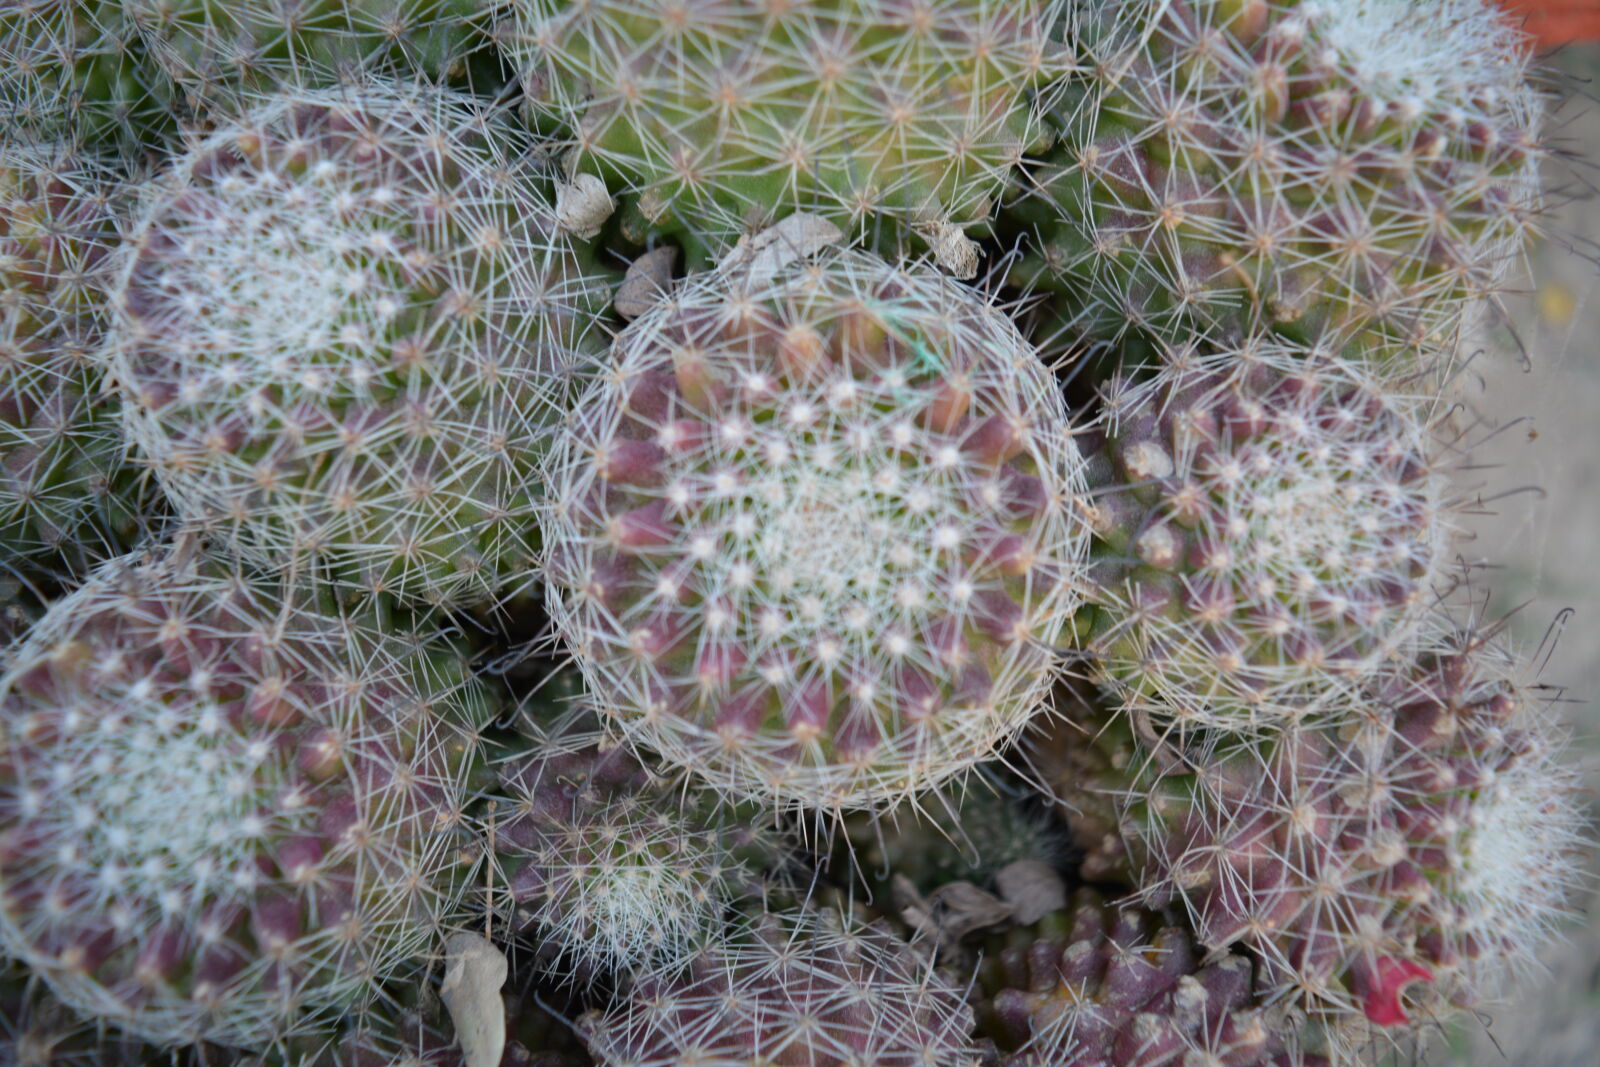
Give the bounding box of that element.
[0,545,491,1050]
[1035,612,1588,1042]
[971,889,1323,1067]
[542,246,1090,812]
[578,905,979,1067]
[1081,342,1453,734]
[486,688,773,980]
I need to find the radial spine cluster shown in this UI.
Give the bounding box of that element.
[0,3,167,150]
[1036,612,1589,1047]
[578,905,980,1067]
[106,82,613,610]
[128,0,485,112]
[0,142,144,585]
[487,690,773,981]
[1082,339,1454,734]
[500,0,1063,272]
[0,545,490,1050]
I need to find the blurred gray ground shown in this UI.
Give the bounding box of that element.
[1434,41,1600,1067]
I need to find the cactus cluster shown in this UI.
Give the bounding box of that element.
[0,2,1590,1066]
[1033,612,1588,1048]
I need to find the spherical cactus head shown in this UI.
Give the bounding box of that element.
[500,0,1063,270]
[488,695,774,981]
[106,81,615,611]
[0,543,492,1049]
[1112,609,1590,1045]
[542,246,1091,813]
[127,0,490,113]
[0,3,174,152]
[1331,613,1591,1024]
[577,905,980,1067]
[1083,339,1455,737]
[1,142,150,583]
[1031,0,1545,358]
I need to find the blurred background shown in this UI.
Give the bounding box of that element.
[1437,5,1600,1063]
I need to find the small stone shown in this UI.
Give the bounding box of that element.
[898,876,1012,943]
[616,246,678,320]
[926,222,980,280]
[717,213,844,284]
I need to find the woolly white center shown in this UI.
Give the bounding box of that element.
[1305,0,1529,113]
[653,381,981,656]
[43,681,285,909]
[1454,769,1570,934]
[152,178,404,394]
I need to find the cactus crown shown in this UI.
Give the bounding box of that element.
[542,246,1090,813]
[0,544,490,1049]
[1298,0,1537,110]
[489,697,772,982]
[106,80,614,609]
[1083,338,1455,736]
